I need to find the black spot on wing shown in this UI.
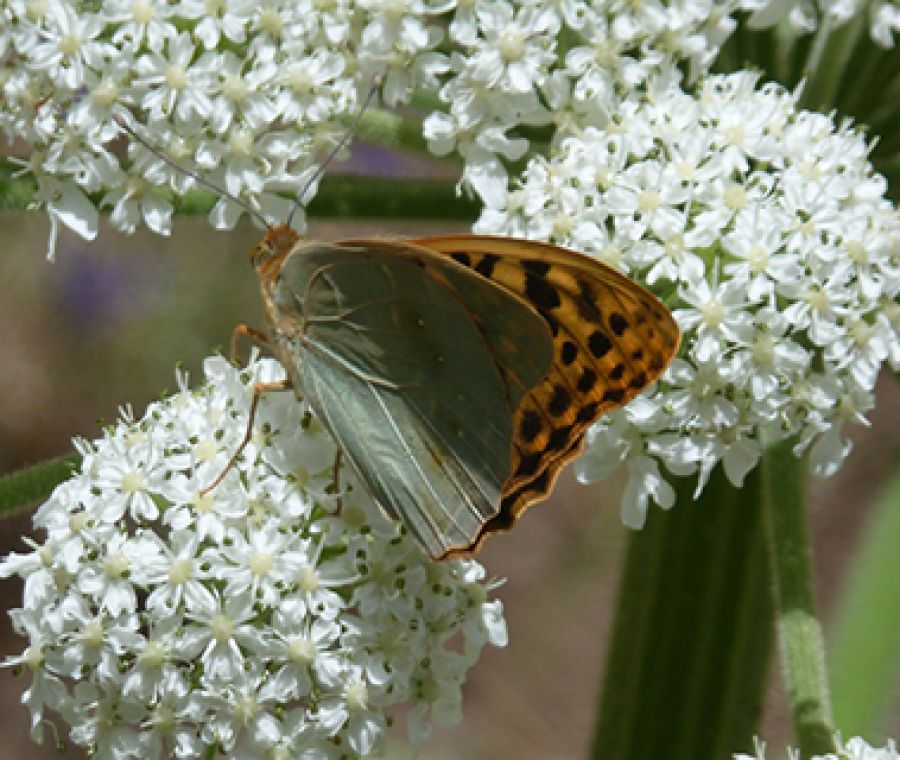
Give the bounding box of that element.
[450,252,472,267]
[629,371,649,390]
[521,259,551,276]
[610,312,628,336]
[519,410,543,443]
[576,280,603,323]
[602,388,625,404]
[561,341,578,365]
[475,254,499,278]
[549,385,571,416]
[588,330,612,358]
[525,273,561,311]
[547,424,574,451]
[577,367,597,394]
[514,451,543,478]
[576,402,600,423]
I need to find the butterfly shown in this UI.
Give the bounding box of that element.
[249,224,680,560]
[110,111,678,560]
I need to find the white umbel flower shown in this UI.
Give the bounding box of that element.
[1,356,506,758]
[3,0,793,258]
[475,68,900,528]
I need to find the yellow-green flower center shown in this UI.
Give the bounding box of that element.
[297,565,320,592]
[140,639,167,667]
[211,613,234,642]
[165,64,188,90]
[723,183,747,211]
[222,74,248,103]
[58,32,81,56]
[248,550,273,577]
[168,557,193,584]
[92,79,119,107]
[104,552,129,579]
[499,30,525,62]
[637,189,661,213]
[131,0,154,24]
[121,471,146,493]
[288,636,315,665]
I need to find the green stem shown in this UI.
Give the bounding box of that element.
[800,13,865,111]
[0,454,80,517]
[774,21,799,86]
[591,466,774,759]
[760,438,836,756]
[798,14,834,102]
[0,169,478,221]
[356,108,436,156]
[305,175,476,221]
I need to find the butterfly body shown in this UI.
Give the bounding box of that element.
[253,225,680,560]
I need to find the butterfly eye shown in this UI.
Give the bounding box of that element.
[250,244,269,268]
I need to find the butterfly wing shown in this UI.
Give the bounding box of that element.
[268,240,554,559]
[402,235,681,553]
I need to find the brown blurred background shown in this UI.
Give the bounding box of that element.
[0,157,898,758]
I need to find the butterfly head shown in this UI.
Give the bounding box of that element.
[251,223,301,276]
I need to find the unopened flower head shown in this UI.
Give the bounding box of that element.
[476,68,900,528]
[0,356,507,757]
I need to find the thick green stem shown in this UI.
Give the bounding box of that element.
[591,466,774,759]
[760,438,836,756]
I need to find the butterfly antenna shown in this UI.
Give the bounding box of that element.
[285,74,383,228]
[112,114,271,229]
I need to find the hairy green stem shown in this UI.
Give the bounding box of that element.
[761,438,836,756]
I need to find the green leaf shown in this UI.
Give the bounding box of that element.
[0,454,80,517]
[829,455,900,741]
[590,466,774,759]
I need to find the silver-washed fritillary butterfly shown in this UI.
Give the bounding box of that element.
[111,99,679,561]
[251,225,680,560]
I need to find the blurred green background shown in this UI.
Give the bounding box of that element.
[0,154,898,758]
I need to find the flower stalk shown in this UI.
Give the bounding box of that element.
[761,438,836,756]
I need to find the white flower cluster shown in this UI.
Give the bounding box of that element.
[2,0,762,258]
[736,735,900,760]
[0,356,507,758]
[476,68,900,528]
[743,0,900,47]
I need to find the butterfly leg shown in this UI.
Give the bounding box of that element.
[230,323,270,364]
[330,449,343,516]
[200,379,291,495]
